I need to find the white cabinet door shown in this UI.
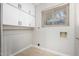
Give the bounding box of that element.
[19,10,29,26]
[9,3,18,8]
[18,3,35,27]
[9,3,35,17]
[19,10,31,27]
[29,16,35,27]
[21,3,35,16]
[3,3,35,27]
[29,4,35,16]
[19,10,35,27]
[3,4,18,25]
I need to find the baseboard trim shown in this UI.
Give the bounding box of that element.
[32,45,69,56]
[10,44,69,56]
[10,45,32,56]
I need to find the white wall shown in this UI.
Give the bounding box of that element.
[75,4,79,38]
[3,26,33,56]
[75,4,79,56]
[0,3,1,56]
[33,3,75,55]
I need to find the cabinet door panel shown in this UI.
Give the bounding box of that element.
[3,3,35,27]
[3,4,18,25]
[19,10,30,26]
[19,10,35,27]
[29,16,35,27]
[30,4,35,16]
[10,3,18,8]
[21,3,35,16]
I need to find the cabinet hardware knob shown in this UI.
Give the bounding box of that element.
[18,21,22,25]
[18,3,22,9]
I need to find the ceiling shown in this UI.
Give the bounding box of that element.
[32,3,41,6]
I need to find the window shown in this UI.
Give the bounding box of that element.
[42,4,69,27]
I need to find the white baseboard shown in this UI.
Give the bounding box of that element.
[10,44,32,56]
[10,44,69,56]
[32,45,69,56]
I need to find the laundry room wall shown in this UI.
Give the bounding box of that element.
[33,3,76,56]
[3,26,33,56]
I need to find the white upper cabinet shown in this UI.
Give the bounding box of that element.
[20,3,35,16]
[18,9,35,27]
[3,4,18,25]
[28,15,35,27]
[9,3,18,8]
[3,3,35,27]
[10,3,35,16]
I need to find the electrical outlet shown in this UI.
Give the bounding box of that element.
[37,43,40,46]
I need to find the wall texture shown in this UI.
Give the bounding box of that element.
[33,3,75,55]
